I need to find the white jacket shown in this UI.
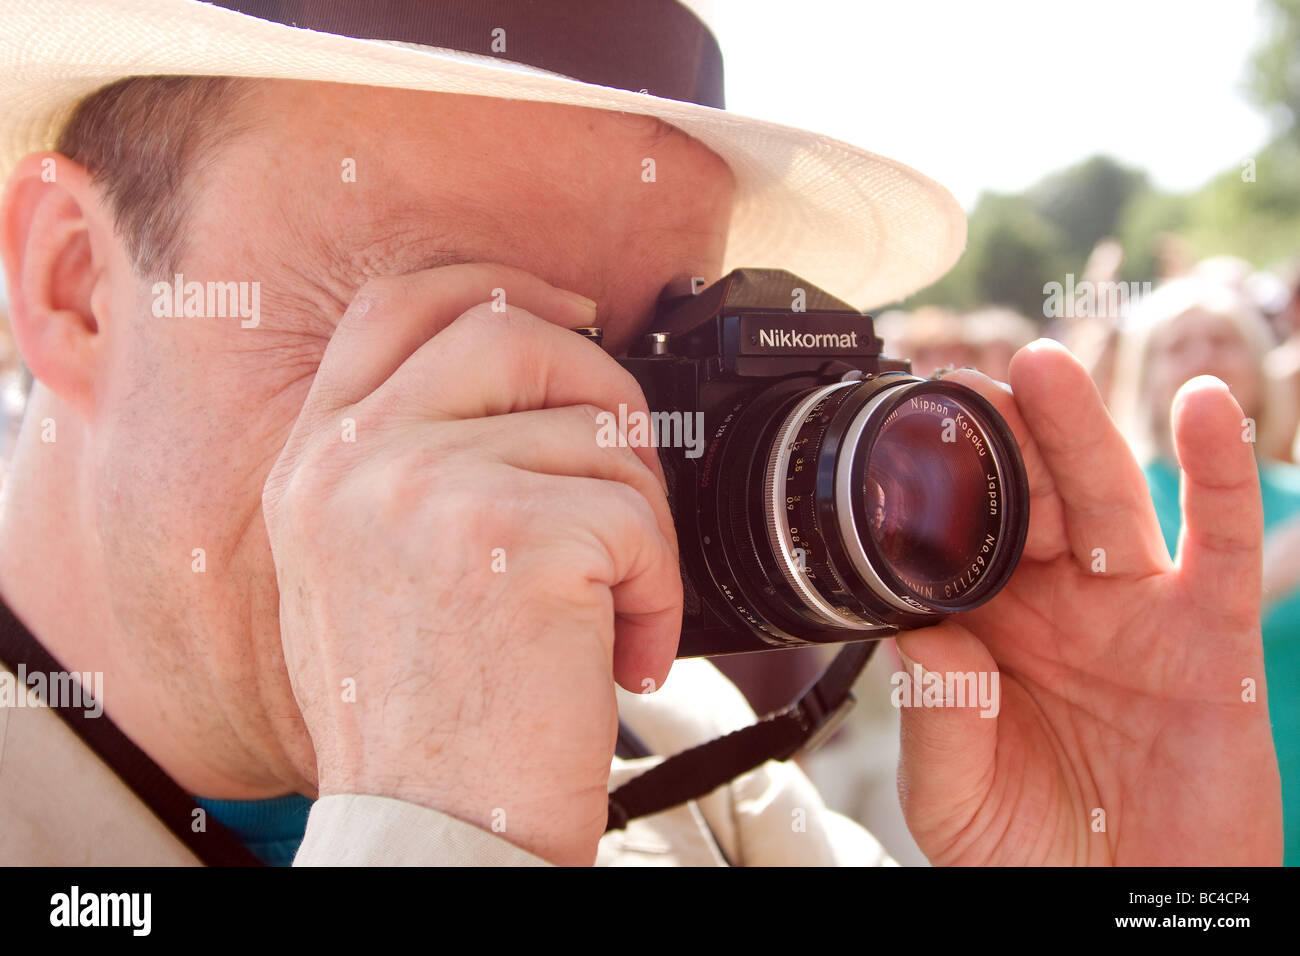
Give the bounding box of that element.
[0,657,894,866]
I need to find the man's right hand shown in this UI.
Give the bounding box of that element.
[261,264,683,866]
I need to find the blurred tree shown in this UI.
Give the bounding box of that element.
[1250,0,1300,142]
[1026,155,1150,265]
[907,193,1068,320]
[1116,190,1189,282]
[1118,136,1300,278]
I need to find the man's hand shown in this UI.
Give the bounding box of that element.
[896,339,1283,865]
[261,264,681,867]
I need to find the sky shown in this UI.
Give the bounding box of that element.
[707,0,1275,209]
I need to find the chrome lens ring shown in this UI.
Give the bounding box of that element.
[762,381,874,630]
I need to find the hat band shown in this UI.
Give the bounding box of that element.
[206,0,725,109]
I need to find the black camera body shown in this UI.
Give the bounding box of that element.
[615,269,1029,658]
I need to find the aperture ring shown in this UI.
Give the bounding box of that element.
[763,382,873,630]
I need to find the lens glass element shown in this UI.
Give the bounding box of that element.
[856,391,1006,608]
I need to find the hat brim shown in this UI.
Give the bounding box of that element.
[2,0,966,311]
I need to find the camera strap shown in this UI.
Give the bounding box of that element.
[0,597,264,866]
[605,641,876,832]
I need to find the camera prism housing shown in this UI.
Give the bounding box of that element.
[618,268,1030,658]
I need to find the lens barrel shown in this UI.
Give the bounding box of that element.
[722,374,1028,638]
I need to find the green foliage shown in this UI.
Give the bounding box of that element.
[1114,189,1188,282]
[1027,155,1150,264]
[902,8,1300,315]
[1250,0,1300,142]
[907,159,1141,318]
[907,193,1069,319]
[1116,137,1300,282]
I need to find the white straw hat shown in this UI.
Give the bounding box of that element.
[0,0,966,311]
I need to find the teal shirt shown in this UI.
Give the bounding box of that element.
[1144,457,1300,866]
[193,793,313,866]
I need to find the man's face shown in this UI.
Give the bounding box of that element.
[91,79,735,791]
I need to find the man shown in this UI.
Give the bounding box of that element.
[0,0,1282,866]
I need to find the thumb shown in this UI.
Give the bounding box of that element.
[894,622,1001,857]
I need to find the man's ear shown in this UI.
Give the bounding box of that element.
[0,152,118,418]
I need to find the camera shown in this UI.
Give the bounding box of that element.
[596,268,1030,658]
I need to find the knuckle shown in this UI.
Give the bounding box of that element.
[572,402,609,432]
[263,462,317,538]
[448,302,529,354]
[260,466,290,527]
[414,461,518,543]
[597,355,649,410]
[452,305,548,400]
[455,299,516,330]
[350,274,407,319]
[616,367,651,414]
[265,436,352,530]
[607,479,658,530]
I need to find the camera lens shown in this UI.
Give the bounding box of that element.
[844,385,1014,612]
[863,414,990,595]
[750,375,1028,633]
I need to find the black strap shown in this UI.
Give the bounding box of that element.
[606,641,876,831]
[207,0,726,109]
[0,598,263,866]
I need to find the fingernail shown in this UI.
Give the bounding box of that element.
[934,365,980,380]
[1188,374,1230,392]
[558,287,599,314]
